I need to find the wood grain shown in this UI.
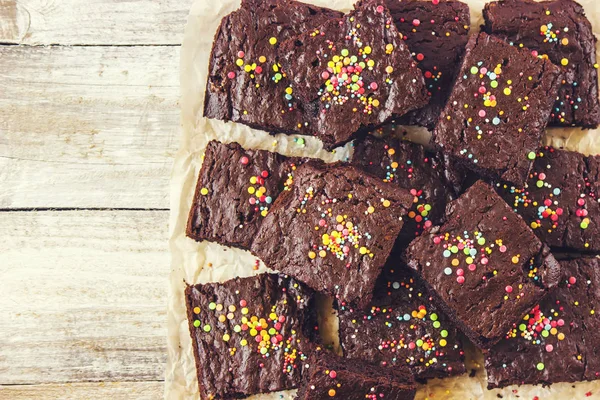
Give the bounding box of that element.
[0,210,170,384]
[0,0,192,45]
[0,45,180,209]
[0,381,163,400]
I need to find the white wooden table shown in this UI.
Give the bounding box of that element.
[0,1,192,398]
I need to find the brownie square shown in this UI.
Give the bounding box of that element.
[337,258,466,380]
[185,273,318,399]
[296,349,416,399]
[405,180,562,349]
[186,141,307,249]
[351,135,459,245]
[251,161,414,308]
[496,146,600,253]
[203,0,342,139]
[485,257,600,388]
[278,0,429,149]
[433,32,563,186]
[386,0,471,128]
[484,0,600,128]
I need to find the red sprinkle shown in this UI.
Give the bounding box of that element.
[505,285,513,293]
[240,156,249,165]
[412,19,421,27]
[416,53,425,61]
[329,370,337,378]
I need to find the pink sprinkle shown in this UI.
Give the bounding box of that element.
[479,110,486,118]
[343,246,350,254]
[424,221,432,228]
[557,208,564,215]
[249,198,256,205]
[279,315,286,322]
[227,71,236,79]
[370,82,379,90]
[499,245,507,253]
[546,344,554,352]
[376,5,384,13]
[532,50,539,57]
[408,342,416,349]
[329,370,337,378]
[237,51,245,58]
[432,0,439,4]
[240,299,247,307]
[569,276,577,285]
[457,276,465,284]
[480,67,488,74]
[412,19,421,26]
[505,285,513,293]
[468,264,477,271]
[578,198,586,206]
[557,319,565,326]
[457,269,464,276]
[539,173,546,180]
[478,86,487,94]
[544,199,552,207]
[336,224,344,231]
[319,219,326,227]
[481,257,489,265]
[433,237,441,244]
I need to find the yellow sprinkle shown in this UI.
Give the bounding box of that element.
[200,187,209,196]
[308,251,316,259]
[512,255,520,264]
[372,99,380,107]
[440,339,447,347]
[561,58,569,66]
[236,59,244,67]
[248,187,255,194]
[383,199,391,207]
[193,307,200,314]
[223,334,230,342]
[319,250,327,258]
[359,246,368,255]
[503,88,512,96]
[269,37,277,45]
[367,206,375,214]
[364,46,372,54]
[385,65,394,73]
[561,38,569,46]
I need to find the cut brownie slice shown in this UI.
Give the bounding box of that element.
[186,141,307,249]
[296,349,416,399]
[204,0,342,138]
[485,257,600,388]
[484,0,600,128]
[405,180,562,349]
[337,258,466,380]
[496,146,600,253]
[433,32,562,186]
[278,0,429,149]
[185,273,318,399]
[251,161,414,308]
[351,135,458,245]
[386,0,471,128]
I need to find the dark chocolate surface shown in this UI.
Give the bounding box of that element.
[485,257,600,388]
[337,258,466,380]
[351,135,458,246]
[433,32,563,186]
[251,161,414,308]
[387,0,471,128]
[295,349,416,399]
[203,0,342,142]
[484,0,600,128]
[405,180,562,349]
[186,141,307,249]
[185,273,318,399]
[496,147,600,253]
[278,0,429,148]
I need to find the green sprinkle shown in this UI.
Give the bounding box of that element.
[433,321,441,329]
[440,330,448,338]
[536,362,545,371]
[470,66,479,74]
[209,302,217,310]
[203,324,212,332]
[528,152,537,160]
[430,313,438,321]
[193,320,201,328]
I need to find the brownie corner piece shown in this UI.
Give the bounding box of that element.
[386,0,471,128]
[296,349,416,400]
[433,32,562,186]
[496,146,600,253]
[251,161,414,308]
[485,257,600,388]
[405,180,562,349]
[185,273,318,399]
[337,259,466,380]
[186,140,306,249]
[483,0,600,128]
[278,0,429,148]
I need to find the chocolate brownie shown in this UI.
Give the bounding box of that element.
[432,32,563,186]
[496,147,600,253]
[251,161,414,308]
[485,257,600,388]
[337,258,466,380]
[386,0,471,128]
[278,0,429,149]
[405,180,562,349]
[203,0,342,142]
[296,349,416,399]
[351,135,458,245]
[484,0,600,128]
[186,141,307,249]
[185,273,318,399]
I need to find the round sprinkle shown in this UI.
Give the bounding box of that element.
[470,66,478,75]
[240,156,249,165]
[505,285,513,293]
[503,88,512,96]
[536,362,545,371]
[193,307,201,314]
[227,71,236,79]
[269,37,277,45]
[200,187,209,196]
[546,344,554,352]
[569,276,577,285]
[412,19,421,26]
[561,58,569,66]
[444,267,452,275]
[383,200,391,207]
[203,324,211,332]
[193,320,201,328]
[329,370,337,378]
[222,333,230,342]
[527,152,536,160]
[328,389,336,397]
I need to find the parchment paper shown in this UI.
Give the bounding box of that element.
[167,1,600,399]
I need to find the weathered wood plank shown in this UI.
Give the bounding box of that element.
[0,46,180,209]
[0,210,169,384]
[0,381,163,400]
[0,0,192,45]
